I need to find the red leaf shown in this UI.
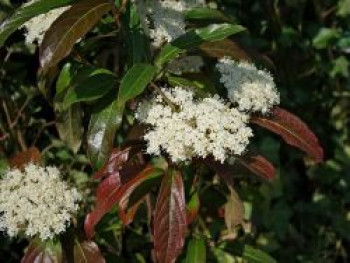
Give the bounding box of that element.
[21,241,62,263]
[118,198,144,225]
[40,0,112,71]
[236,155,276,181]
[10,147,41,169]
[74,241,105,263]
[85,165,157,239]
[93,147,131,180]
[154,170,187,263]
[252,107,324,163]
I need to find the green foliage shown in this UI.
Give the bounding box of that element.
[0,0,349,262]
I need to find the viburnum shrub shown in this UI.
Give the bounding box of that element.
[0,0,324,262]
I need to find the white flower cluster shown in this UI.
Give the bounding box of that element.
[167,56,204,75]
[136,87,253,163]
[135,0,205,47]
[22,1,69,44]
[0,164,80,241]
[216,57,280,114]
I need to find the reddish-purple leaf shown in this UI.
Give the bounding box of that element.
[40,0,112,71]
[85,165,157,239]
[236,155,276,181]
[118,198,144,225]
[252,107,324,162]
[21,241,62,263]
[154,170,187,263]
[94,147,131,180]
[74,241,105,263]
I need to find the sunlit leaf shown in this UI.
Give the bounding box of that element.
[0,0,73,46]
[87,99,124,169]
[154,170,187,263]
[117,63,157,105]
[224,187,245,232]
[185,8,230,22]
[155,23,245,67]
[185,238,206,263]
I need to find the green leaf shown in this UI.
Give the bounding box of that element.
[118,63,157,105]
[337,0,350,17]
[185,238,206,263]
[312,28,340,49]
[56,104,83,154]
[185,8,230,22]
[87,98,124,169]
[56,63,74,96]
[63,67,116,109]
[330,56,349,78]
[243,246,277,263]
[0,0,73,46]
[155,23,245,68]
[40,0,112,71]
[124,3,150,65]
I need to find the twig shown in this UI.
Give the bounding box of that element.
[109,0,128,29]
[31,121,56,146]
[9,96,31,129]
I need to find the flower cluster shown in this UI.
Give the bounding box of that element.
[167,56,204,75]
[0,164,80,241]
[22,1,69,44]
[216,57,280,114]
[136,87,253,163]
[135,0,205,47]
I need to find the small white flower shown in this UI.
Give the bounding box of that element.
[135,0,206,47]
[22,1,69,44]
[136,87,253,163]
[0,164,80,241]
[216,57,280,114]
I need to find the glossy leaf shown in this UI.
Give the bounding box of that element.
[224,187,245,232]
[185,8,230,22]
[117,63,157,105]
[56,104,83,154]
[74,241,106,263]
[0,0,73,46]
[40,0,112,70]
[85,165,158,238]
[252,107,324,162]
[154,170,187,263]
[62,67,116,110]
[87,99,124,169]
[185,238,206,263]
[9,147,41,169]
[155,23,245,67]
[236,155,276,181]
